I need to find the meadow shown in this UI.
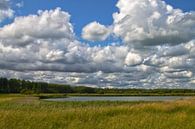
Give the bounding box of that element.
[0,94,195,129]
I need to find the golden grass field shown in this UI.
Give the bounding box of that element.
[0,94,195,129]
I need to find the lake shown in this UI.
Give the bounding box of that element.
[43,96,189,102]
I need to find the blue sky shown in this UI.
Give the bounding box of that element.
[7,0,195,46]
[12,0,118,44]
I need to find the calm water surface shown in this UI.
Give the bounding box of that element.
[44,96,189,102]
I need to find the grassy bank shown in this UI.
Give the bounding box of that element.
[0,94,195,129]
[67,93,195,96]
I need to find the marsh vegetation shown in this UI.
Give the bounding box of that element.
[0,94,195,129]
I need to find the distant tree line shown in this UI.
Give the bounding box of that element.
[0,77,195,95]
[0,77,97,94]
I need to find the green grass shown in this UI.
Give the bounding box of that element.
[0,94,195,129]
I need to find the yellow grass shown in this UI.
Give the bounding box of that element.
[0,95,195,129]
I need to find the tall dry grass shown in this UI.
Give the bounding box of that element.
[0,95,195,129]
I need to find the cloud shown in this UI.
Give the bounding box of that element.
[0,0,195,89]
[164,71,193,79]
[124,52,142,66]
[0,8,74,47]
[112,0,195,46]
[16,1,24,8]
[0,0,14,22]
[0,8,129,73]
[82,21,111,42]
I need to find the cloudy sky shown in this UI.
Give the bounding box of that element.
[0,0,195,88]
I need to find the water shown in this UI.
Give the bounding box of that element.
[43,96,188,102]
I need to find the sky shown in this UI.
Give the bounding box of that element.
[0,0,195,88]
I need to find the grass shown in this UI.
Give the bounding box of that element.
[67,93,195,96]
[0,94,195,129]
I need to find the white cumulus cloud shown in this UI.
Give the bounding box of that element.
[82,21,111,42]
[0,8,74,47]
[112,0,195,45]
[125,52,142,66]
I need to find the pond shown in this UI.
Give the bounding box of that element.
[43,96,189,102]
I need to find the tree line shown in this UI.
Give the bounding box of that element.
[0,77,195,95]
[0,77,97,94]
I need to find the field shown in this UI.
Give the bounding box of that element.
[0,94,195,129]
